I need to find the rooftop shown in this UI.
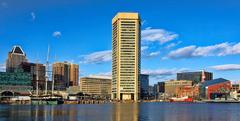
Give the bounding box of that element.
[203,78,230,87]
[10,45,25,55]
[112,12,140,23]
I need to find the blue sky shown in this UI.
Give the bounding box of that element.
[1,0,240,85]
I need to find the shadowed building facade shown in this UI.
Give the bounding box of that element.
[20,62,46,90]
[177,71,213,84]
[112,12,141,101]
[140,74,149,99]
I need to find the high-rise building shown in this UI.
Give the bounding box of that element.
[6,45,28,72]
[112,12,141,101]
[52,61,79,90]
[140,74,149,99]
[52,62,70,90]
[20,62,46,90]
[177,71,213,84]
[80,76,112,98]
[69,64,79,86]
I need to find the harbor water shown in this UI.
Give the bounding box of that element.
[0,102,239,121]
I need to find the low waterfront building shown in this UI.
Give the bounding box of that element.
[80,76,111,99]
[231,83,240,92]
[140,74,149,99]
[0,69,32,95]
[177,71,213,84]
[176,85,200,99]
[201,78,231,99]
[67,86,81,95]
[164,80,193,97]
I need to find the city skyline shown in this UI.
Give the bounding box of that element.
[1,0,240,85]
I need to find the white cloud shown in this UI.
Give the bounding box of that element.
[145,27,152,30]
[141,46,149,51]
[52,31,62,38]
[141,28,178,44]
[142,68,188,77]
[209,64,240,71]
[166,42,240,59]
[31,12,36,21]
[148,51,160,57]
[89,71,112,79]
[166,45,196,59]
[0,63,6,72]
[80,50,112,64]
[165,41,182,49]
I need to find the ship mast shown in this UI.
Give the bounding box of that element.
[36,59,39,96]
[51,55,56,96]
[45,45,50,95]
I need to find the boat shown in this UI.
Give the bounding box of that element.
[31,96,64,105]
[169,96,193,102]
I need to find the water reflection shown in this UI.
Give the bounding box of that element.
[112,103,139,121]
[0,103,239,121]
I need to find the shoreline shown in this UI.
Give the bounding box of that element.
[1,99,240,105]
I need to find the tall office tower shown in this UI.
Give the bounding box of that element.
[6,45,28,72]
[52,61,79,90]
[69,64,79,86]
[112,12,141,101]
[52,61,70,90]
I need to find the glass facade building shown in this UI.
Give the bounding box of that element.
[0,70,33,93]
[177,71,213,84]
[140,74,149,99]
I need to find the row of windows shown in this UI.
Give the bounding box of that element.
[120,90,134,92]
[121,24,136,26]
[121,21,136,23]
[120,82,135,84]
[121,32,135,34]
[121,26,136,29]
[121,28,135,31]
[120,74,135,76]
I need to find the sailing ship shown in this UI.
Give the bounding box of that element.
[31,46,64,105]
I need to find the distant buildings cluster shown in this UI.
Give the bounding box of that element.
[150,71,239,100]
[0,46,80,95]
